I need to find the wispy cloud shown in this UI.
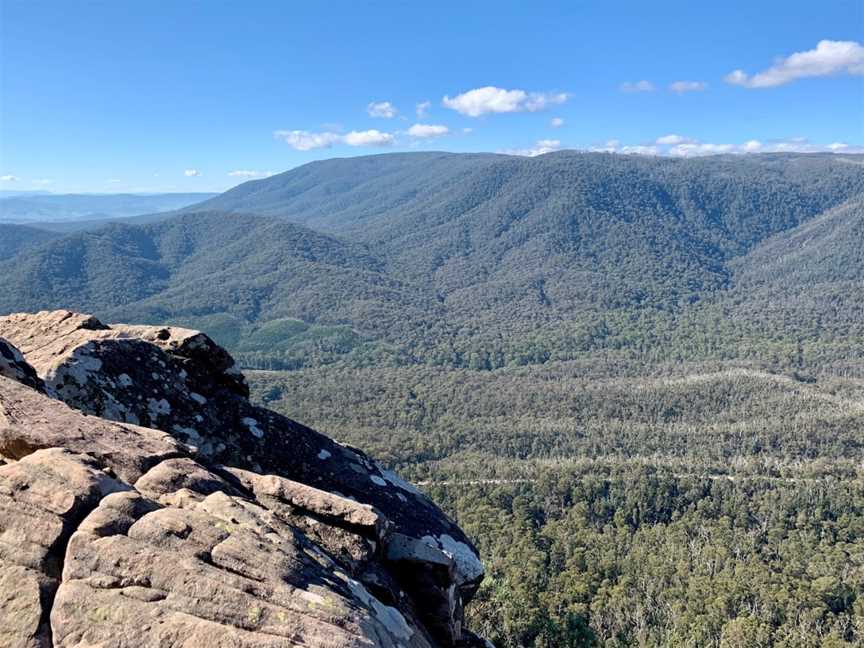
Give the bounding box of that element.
[367,101,397,118]
[669,80,707,93]
[407,123,449,138]
[501,139,562,157]
[228,170,276,178]
[274,128,395,150]
[442,86,568,117]
[32,178,53,185]
[726,40,864,88]
[594,135,864,157]
[273,130,341,151]
[416,100,431,117]
[619,80,655,93]
[184,169,201,177]
[655,134,694,145]
[550,117,565,128]
[0,175,17,182]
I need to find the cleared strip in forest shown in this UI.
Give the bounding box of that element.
[415,472,863,487]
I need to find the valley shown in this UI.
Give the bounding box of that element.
[1,151,863,646]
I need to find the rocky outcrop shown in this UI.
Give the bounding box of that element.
[0,311,488,648]
[0,337,43,392]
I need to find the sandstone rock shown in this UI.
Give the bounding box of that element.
[0,449,130,648]
[0,310,488,647]
[53,489,435,648]
[0,376,187,482]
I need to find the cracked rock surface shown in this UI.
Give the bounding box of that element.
[0,311,489,648]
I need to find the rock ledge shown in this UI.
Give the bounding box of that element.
[0,310,489,648]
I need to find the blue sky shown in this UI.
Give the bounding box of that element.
[1,0,862,193]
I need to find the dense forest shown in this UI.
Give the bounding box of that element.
[249,361,864,647]
[2,151,863,646]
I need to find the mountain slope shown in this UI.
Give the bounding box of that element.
[193,152,864,317]
[0,211,440,365]
[0,223,60,258]
[2,152,862,369]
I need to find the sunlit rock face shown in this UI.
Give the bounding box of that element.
[0,310,487,648]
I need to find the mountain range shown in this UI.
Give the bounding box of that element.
[1,151,862,370]
[3,150,864,646]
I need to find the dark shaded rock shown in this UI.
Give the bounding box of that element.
[0,337,43,392]
[0,375,188,483]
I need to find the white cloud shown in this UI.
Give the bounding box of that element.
[442,86,568,117]
[501,138,562,157]
[669,80,707,93]
[591,141,658,155]
[655,134,694,145]
[275,128,393,150]
[416,100,431,117]
[0,174,17,182]
[274,130,341,150]
[724,70,748,86]
[407,123,449,138]
[667,143,735,156]
[725,40,864,88]
[32,178,53,185]
[620,80,655,93]
[228,170,276,178]
[462,127,473,134]
[598,135,863,157]
[184,169,201,177]
[550,117,565,128]
[367,101,397,118]
[342,129,394,146]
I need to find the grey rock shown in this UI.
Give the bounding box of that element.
[0,310,488,647]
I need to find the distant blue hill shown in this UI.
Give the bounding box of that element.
[0,192,217,223]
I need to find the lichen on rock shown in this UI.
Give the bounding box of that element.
[0,310,488,648]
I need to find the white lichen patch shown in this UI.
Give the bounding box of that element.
[340,574,414,642]
[317,449,332,460]
[117,373,134,387]
[242,417,265,438]
[56,345,103,387]
[438,533,485,585]
[147,398,171,420]
[172,425,201,444]
[189,392,207,405]
[377,464,424,497]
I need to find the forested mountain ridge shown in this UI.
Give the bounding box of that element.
[2,152,862,370]
[3,151,864,646]
[0,211,443,364]
[0,223,60,258]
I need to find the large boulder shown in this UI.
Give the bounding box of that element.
[0,310,488,647]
